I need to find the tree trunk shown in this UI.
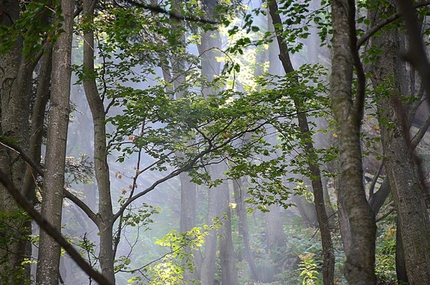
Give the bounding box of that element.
[161,2,200,279]
[0,2,37,283]
[200,180,221,285]
[330,0,377,283]
[36,0,74,283]
[292,194,319,226]
[395,220,408,284]
[218,177,238,285]
[264,204,287,276]
[197,10,225,283]
[268,1,335,283]
[23,46,52,202]
[83,0,115,283]
[179,172,198,281]
[233,178,259,281]
[369,4,430,282]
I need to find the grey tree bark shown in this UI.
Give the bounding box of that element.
[329,0,377,284]
[264,204,286,251]
[196,6,219,285]
[82,0,115,283]
[36,0,74,283]
[179,171,198,281]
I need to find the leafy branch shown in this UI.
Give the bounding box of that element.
[120,0,219,24]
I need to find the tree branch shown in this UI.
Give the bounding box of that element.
[0,169,112,285]
[122,0,219,24]
[0,137,98,224]
[113,118,271,222]
[357,1,430,48]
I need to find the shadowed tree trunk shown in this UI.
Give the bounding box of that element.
[395,221,408,284]
[36,0,74,283]
[0,1,40,283]
[369,3,430,283]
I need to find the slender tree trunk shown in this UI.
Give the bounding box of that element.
[217,169,238,285]
[36,0,74,283]
[200,181,221,285]
[197,13,227,283]
[329,0,377,284]
[179,171,198,281]
[233,178,259,281]
[369,4,430,282]
[23,47,52,201]
[83,0,115,283]
[268,1,334,283]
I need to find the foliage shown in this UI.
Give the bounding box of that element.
[375,218,397,283]
[0,0,61,58]
[226,0,332,55]
[101,60,331,213]
[298,253,320,285]
[0,211,32,285]
[77,233,99,269]
[120,219,221,284]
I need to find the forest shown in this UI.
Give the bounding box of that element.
[1,0,430,284]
